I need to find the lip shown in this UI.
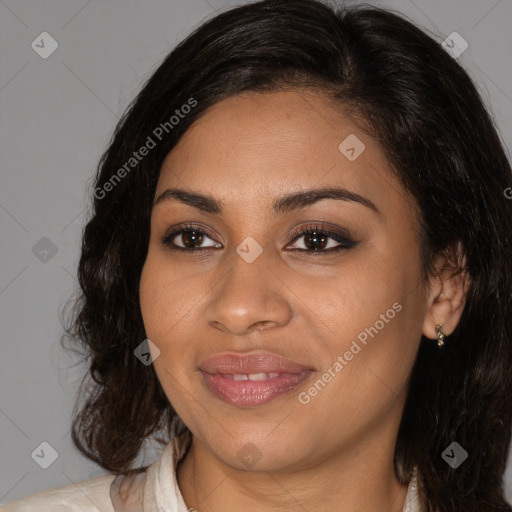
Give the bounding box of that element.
[199,351,315,407]
[199,351,314,375]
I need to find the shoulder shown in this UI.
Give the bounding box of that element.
[1,474,116,512]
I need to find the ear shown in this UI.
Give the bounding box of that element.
[422,241,471,340]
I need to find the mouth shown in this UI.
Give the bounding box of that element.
[198,351,315,407]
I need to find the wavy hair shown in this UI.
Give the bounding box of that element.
[61,1,512,510]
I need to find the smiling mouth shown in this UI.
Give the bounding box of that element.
[198,351,315,407]
[221,372,288,381]
[200,370,314,407]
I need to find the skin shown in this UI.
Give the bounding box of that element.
[138,90,469,512]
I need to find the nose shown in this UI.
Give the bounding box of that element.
[203,249,293,336]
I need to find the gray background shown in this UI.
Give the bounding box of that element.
[1,0,511,505]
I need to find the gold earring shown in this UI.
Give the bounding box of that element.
[435,324,445,347]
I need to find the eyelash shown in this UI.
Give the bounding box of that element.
[161,222,357,255]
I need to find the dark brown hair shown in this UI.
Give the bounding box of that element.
[62,1,512,510]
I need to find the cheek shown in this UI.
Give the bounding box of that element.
[139,254,195,344]
[139,253,209,393]
[314,248,421,392]
[139,259,168,340]
[139,257,196,407]
[308,256,399,343]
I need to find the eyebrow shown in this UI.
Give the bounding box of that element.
[153,186,380,216]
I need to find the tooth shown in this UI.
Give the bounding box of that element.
[268,372,280,378]
[233,374,249,381]
[248,373,268,381]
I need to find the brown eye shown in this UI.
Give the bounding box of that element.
[162,225,221,251]
[302,231,329,250]
[287,224,357,253]
[180,229,204,248]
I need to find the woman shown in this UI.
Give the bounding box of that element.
[3,0,511,511]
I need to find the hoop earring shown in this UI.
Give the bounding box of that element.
[435,324,446,347]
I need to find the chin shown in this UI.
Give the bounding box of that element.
[201,426,312,473]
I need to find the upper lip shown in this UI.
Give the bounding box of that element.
[199,351,314,375]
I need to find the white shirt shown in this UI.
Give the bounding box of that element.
[2,435,422,511]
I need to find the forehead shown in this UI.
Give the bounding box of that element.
[155,90,412,219]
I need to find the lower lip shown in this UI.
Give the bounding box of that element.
[200,371,314,407]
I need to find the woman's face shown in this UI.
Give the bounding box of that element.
[139,90,429,472]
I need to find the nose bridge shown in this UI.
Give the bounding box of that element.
[203,245,292,334]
